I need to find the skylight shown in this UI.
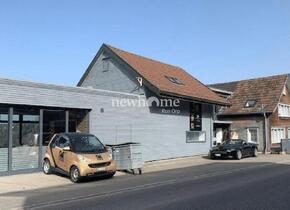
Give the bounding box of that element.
[165,76,184,85]
[244,100,256,108]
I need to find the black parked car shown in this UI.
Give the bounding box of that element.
[209,139,258,160]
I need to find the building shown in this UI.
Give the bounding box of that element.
[209,74,290,153]
[0,44,227,176]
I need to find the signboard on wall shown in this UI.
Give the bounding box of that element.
[189,103,202,131]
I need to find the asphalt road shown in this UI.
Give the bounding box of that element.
[3,160,290,210]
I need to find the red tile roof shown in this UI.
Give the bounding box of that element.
[105,44,228,105]
[209,74,288,114]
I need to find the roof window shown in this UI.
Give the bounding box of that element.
[245,100,256,108]
[165,76,184,85]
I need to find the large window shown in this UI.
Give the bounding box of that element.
[247,128,258,143]
[0,108,8,172]
[278,103,290,118]
[0,106,90,175]
[12,108,40,170]
[271,127,285,144]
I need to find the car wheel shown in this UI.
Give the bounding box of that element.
[236,150,242,160]
[106,172,116,179]
[253,148,258,157]
[43,159,52,174]
[209,152,216,159]
[70,166,81,183]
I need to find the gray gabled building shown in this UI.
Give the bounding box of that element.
[0,44,227,176]
[77,44,228,159]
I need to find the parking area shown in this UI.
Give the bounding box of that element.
[0,154,289,195]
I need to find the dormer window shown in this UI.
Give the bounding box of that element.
[245,100,256,108]
[165,76,184,85]
[102,56,110,72]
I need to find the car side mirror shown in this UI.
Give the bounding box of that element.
[63,146,71,151]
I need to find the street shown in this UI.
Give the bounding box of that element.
[1,158,290,210]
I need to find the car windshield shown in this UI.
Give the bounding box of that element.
[222,140,242,145]
[69,134,106,154]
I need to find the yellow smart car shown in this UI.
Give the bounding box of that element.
[43,133,116,183]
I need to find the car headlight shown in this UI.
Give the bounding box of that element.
[77,155,90,163]
[108,153,113,161]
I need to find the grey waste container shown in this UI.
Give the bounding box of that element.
[106,142,144,175]
[281,139,290,154]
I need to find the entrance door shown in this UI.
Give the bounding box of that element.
[43,110,66,146]
[216,128,223,144]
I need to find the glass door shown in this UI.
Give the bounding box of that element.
[43,110,66,146]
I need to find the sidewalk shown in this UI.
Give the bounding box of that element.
[0,154,289,195]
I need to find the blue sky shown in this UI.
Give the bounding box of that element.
[1,0,290,86]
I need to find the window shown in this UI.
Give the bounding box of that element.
[0,107,8,172]
[165,76,184,85]
[50,135,59,148]
[230,130,239,139]
[278,103,290,118]
[57,137,70,148]
[43,110,66,146]
[271,127,285,144]
[12,108,40,171]
[247,128,258,143]
[244,100,256,108]
[102,57,110,72]
[186,131,206,143]
[189,103,202,131]
[70,134,106,153]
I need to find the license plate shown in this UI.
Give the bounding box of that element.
[97,167,106,171]
[215,154,221,157]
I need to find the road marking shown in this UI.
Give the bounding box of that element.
[19,162,281,210]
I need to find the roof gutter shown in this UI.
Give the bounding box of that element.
[218,111,272,117]
[209,87,233,95]
[159,91,230,106]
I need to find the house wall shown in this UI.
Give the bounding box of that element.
[218,115,265,151]
[0,78,214,162]
[78,49,214,161]
[81,51,144,94]
[89,93,213,161]
[269,86,290,147]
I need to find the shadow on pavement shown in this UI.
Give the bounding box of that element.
[0,161,289,210]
